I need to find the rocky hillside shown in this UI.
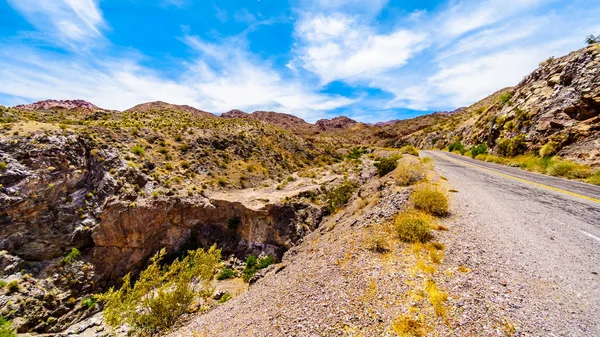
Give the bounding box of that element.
[400,45,600,166]
[14,99,103,112]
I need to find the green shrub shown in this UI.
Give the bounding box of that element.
[218,292,232,304]
[325,180,357,213]
[131,144,145,156]
[346,147,368,160]
[5,280,18,294]
[217,267,236,280]
[499,92,513,106]
[448,140,466,154]
[374,157,398,176]
[547,161,591,179]
[242,255,275,282]
[0,162,6,171]
[496,135,526,157]
[0,280,6,288]
[394,212,432,243]
[61,248,80,265]
[98,246,220,335]
[470,143,488,158]
[399,145,419,156]
[82,296,97,309]
[0,316,16,337]
[411,187,449,216]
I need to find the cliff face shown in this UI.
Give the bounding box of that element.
[401,45,600,166]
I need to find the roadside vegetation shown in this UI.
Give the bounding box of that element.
[99,246,221,336]
[447,140,600,186]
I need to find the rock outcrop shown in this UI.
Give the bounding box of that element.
[14,99,102,111]
[315,116,358,131]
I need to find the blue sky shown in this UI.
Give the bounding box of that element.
[0,0,599,122]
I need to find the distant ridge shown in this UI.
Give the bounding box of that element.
[14,99,102,111]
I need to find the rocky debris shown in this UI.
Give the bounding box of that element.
[0,250,26,276]
[125,101,215,118]
[13,100,102,111]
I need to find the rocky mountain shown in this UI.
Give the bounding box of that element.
[315,116,358,131]
[400,45,600,166]
[14,99,102,111]
[222,109,314,133]
[126,101,215,118]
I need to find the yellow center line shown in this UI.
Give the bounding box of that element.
[433,152,600,204]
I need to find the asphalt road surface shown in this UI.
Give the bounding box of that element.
[423,150,600,336]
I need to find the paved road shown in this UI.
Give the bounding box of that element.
[423,150,600,336]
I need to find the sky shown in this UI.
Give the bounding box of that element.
[0,0,599,122]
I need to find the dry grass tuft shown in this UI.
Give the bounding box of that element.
[394,211,432,243]
[411,186,449,216]
[393,161,426,186]
[425,280,448,318]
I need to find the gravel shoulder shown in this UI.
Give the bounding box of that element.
[423,150,600,336]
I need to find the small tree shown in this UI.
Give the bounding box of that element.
[99,246,220,336]
[586,34,599,45]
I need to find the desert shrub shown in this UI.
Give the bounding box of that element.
[399,145,419,156]
[216,267,236,280]
[496,135,526,157]
[374,157,398,176]
[180,161,191,169]
[470,143,488,158]
[394,212,432,243]
[393,161,425,186]
[241,255,274,282]
[99,246,220,335]
[411,187,448,216]
[0,162,6,171]
[539,141,558,158]
[0,280,5,288]
[0,316,16,337]
[325,180,357,213]
[587,171,600,185]
[499,92,513,106]
[586,34,600,45]
[346,147,368,160]
[61,248,80,265]
[217,292,232,304]
[5,280,18,294]
[131,144,145,157]
[448,140,466,154]
[82,296,97,309]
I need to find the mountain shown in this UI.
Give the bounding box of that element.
[13,99,102,111]
[315,116,358,131]
[222,109,314,132]
[400,45,600,166]
[126,101,215,118]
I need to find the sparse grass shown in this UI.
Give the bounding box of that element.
[399,145,419,156]
[411,187,448,216]
[586,171,600,186]
[425,280,448,318]
[131,144,145,157]
[391,314,427,336]
[0,280,5,288]
[216,267,236,280]
[475,153,594,180]
[365,233,389,253]
[394,211,432,243]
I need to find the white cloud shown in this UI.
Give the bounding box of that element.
[293,13,428,83]
[6,0,105,47]
[0,36,354,122]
